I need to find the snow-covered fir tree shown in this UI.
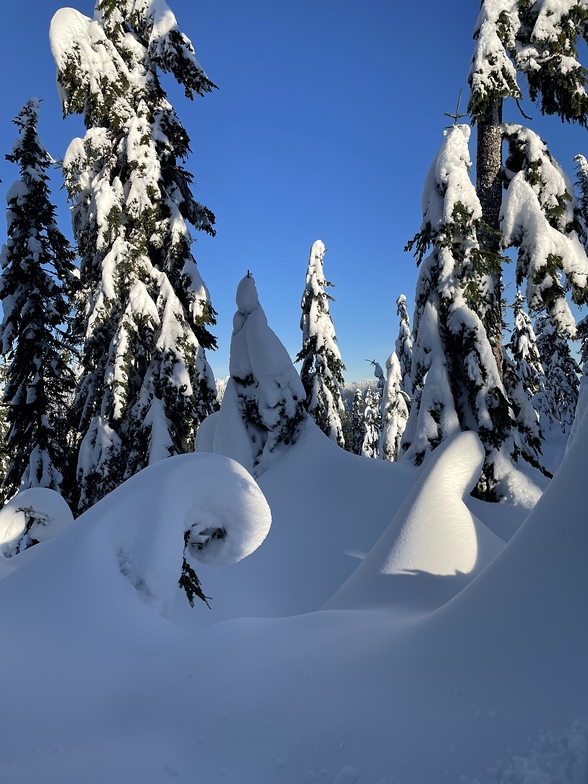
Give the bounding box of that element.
[578,311,588,375]
[0,99,77,504]
[344,388,365,456]
[206,274,306,478]
[501,124,588,334]
[50,1,219,512]
[503,290,546,470]
[535,313,580,435]
[361,388,381,459]
[379,352,409,462]
[296,240,346,447]
[395,294,413,399]
[0,360,11,506]
[468,0,588,376]
[575,153,588,249]
[402,124,516,496]
[368,359,385,397]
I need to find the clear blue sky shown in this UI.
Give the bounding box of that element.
[1,1,587,381]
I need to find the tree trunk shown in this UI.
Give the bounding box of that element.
[476,98,504,378]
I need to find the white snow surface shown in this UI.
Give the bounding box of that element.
[3,383,588,782]
[327,431,504,612]
[0,487,73,558]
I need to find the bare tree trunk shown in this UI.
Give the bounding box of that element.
[476,99,504,378]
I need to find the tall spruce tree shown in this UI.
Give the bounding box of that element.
[49,1,219,511]
[535,312,580,435]
[297,240,346,447]
[503,290,546,469]
[346,388,365,456]
[403,124,516,495]
[361,388,381,459]
[0,99,77,502]
[469,0,588,377]
[395,294,413,399]
[575,153,588,248]
[379,352,409,462]
[0,360,10,505]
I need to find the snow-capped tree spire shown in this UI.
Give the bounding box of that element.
[0,99,77,503]
[395,294,413,399]
[204,274,306,478]
[403,123,517,497]
[50,1,219,511]
[535,312,581,436]
[379,352,409,462]
[296,240,346,447]
[503,290,546,471]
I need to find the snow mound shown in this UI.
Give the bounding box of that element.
[0,453,271,623]
[326,431,504,611]
[0,487,74,559]
[189,417,420,622]
[77,452,271,615]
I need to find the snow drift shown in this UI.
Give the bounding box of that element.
[2,381,587,783]
[326,430,504,612]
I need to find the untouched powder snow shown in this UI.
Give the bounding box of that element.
[0,487,74,558]
[4,375,587,783]
[190,417,420,622]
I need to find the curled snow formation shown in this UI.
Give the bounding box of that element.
[0,488,74,559]
[74,452,271,616]
[326,431,504,612]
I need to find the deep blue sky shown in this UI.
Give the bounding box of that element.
[1,1,588,381]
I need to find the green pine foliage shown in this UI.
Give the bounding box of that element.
[51,0,219,512]
[361,388,381,459]
[403,124,520,497]
[297,241,346,447]
[469,1,588,127]
[503,291,547,472]
[535,313,581,435]
[0,100,77,503]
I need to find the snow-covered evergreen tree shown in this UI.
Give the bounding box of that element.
[395,294,413,399]
[296,240,345,447]
[50,1,218,512]
[0,360,11,506]
[0,99,77,503]
[535,313,580,435]
[503,290,546,468]
[209,274,306,478]
[469,1,588,376]
[578,311,588,374]
[361,388,381,459]
[379,352,409,462]
[501,124,588,335]
[402,124,516,496]
[575,153,588,249]
[345,388,365,456]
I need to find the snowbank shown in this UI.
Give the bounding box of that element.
[0,487,73,559]
[326,431,504,611]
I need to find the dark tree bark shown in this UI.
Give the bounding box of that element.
[476,99,504,378]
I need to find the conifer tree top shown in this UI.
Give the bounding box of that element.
[469,0,588,125]
[49,0,215,121]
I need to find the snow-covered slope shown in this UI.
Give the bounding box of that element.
[185,418,419,622]
[2,387,586,784]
